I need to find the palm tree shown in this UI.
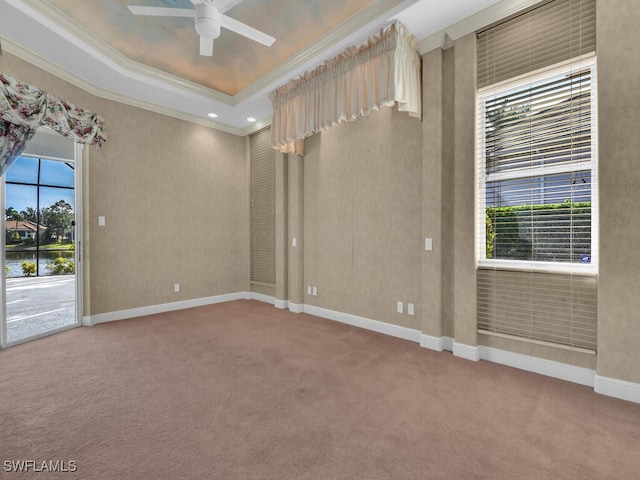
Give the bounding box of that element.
[5,207,23,220]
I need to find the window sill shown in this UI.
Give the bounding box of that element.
[477,259,597,276]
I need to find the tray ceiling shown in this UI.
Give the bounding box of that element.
[44,0,396,96]
[0,0,531,133]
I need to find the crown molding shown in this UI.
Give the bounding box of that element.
[23,0,419,106]
[2,39,245,136]
[244,115,273,136]
[419,0,540,54]
[234,0,421,101]
[6,0,416,136]
[21,0,236,104]
[5,0,546,137]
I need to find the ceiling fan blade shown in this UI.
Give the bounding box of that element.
[220,15,275,46]
[127,6,195,17]
[199,36,214,56]
[212,0,244,14]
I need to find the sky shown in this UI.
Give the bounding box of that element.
[5,157,75,214]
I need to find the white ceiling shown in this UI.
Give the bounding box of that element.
[0,0,538,136]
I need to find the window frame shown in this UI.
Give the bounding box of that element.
[476,55,599,274]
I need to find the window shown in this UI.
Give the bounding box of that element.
[476,58,597,273]
[475,0,597,351]
[5,156,75,277]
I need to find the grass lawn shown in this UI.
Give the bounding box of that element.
[5,242,74,251]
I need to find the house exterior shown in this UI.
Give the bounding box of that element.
[5,219,46,241]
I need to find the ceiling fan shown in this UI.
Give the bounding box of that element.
[127,0,276,56]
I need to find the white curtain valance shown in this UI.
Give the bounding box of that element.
[269,21,421,156]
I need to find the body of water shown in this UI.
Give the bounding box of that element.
[5,250,75,278]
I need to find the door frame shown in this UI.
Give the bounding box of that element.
[0,142,83,348]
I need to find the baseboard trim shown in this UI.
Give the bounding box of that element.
[288,303,304,313]
[303,305,421,343]
[274,298,288,309]
[86,292,248,325]
[87,291,282,325]
[443,336,454,352]
[248,294,292,311]
[594,375,640,404]
[419,335,596,388]
[248,292,275,305]
[453,342,480,361]
[419,334,455,352]
[479,346,595,387]
[420,334,445,351]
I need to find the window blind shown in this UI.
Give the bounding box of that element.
[477,269,596,351]
[480,66,595,265]
[250,127,276,285]
[475,0,597,351]
[477,0,596,89]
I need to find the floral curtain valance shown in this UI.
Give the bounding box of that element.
[0,121,36,174]
[269,21,421,156]
[0,72,106,175]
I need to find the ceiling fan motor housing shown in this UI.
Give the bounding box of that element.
[194,3,221,39]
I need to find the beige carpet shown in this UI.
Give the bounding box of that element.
[0,299,638,479]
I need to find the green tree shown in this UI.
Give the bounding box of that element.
[40,200,73,243]
[6,230,20,244]
[6,211,23,244]
[20,207,37,223]
[5,207,23,220]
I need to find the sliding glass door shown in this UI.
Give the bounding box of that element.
[1,134,82,347]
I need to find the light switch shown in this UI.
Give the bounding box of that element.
[292,237,297,247]
[98,216,106,226]
[424,238,433,251]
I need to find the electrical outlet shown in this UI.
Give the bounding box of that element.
[312,286,317,296]
[407,303,415,315]
[307,286,312,295]
[174,283,180,293]
[397,301,403,314]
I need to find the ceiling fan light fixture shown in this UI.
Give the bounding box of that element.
[194,3,221,39]
[127,0,275,57]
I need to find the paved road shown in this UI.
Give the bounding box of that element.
[5,276,76,344]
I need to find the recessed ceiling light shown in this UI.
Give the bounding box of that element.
[247,117,256,123]
[207,112,218,118]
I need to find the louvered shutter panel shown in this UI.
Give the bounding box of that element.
[477,270,597,351]
[250,127,276,285]
[477,0,596,89]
